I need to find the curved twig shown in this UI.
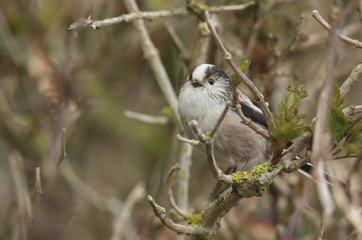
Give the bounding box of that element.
[147,195,212,236]
[167,164,189,218]
[176,134,201,146]
[312,10,362,48]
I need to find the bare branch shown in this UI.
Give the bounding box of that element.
[177,142,192,219]
[210,101,232,138]
[177,134,201,146]
[204,10,274,128]
[56,128,66,170]
[340,63,362,99]
[209,2,256,12]
[9,152,32,238]
[245,1,274,58]
[165,22,190,60]
[205,143,233,184]
[122,0,179,115]
[69,2,256,30]
[312,10,362,48]
[358,0,362,23]
[343,105,362,120]
[311,8,338,219]
[281,134,312,172]
[111,182,146,240]
[189,120,206,143]
[201,165,282,229]
[33,167,43,219]
[124,110,169,125]
[146,195,212,236]
[234,97,270,139]
[167,164,189,218]
[61,161,119,212]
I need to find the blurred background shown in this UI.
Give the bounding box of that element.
[0,0,361,239]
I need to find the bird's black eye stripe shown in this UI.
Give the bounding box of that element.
[208,78,215,85]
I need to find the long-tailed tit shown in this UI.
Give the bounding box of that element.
[178,64,270,171]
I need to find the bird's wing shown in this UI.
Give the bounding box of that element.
[234,89,268,128]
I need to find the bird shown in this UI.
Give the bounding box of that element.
[178,64,271,172]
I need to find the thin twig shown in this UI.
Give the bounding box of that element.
[188,120,233,184]
[342,105,362,116]
[234,96,270,139]
[167,164,189,218]
[311,8,338,220]
[124,110,169,125]
[189,120,206,142]
[312,10,362,48]
[340,63,362,99]
[165,22,190,60]
[204,10,274,128]
[177,142,192,220]
[245,1,274,58]
[69,2,256,30]
[281,133,312,173]
[176,134,201,145]
[122,0,179,115]
[56,128,66,170]
[34,167,43,219]
[358,0,362,23]
[317,219,325,240]
[205,143,233,184]
[111,182,146,240]
[209,101,232,138]
[146,195,212,236]
[9,152,32,238]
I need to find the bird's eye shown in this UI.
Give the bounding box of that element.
[208,78,215,85]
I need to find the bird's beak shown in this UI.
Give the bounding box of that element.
[191,79,203,88]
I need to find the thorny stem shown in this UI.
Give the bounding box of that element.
[69,2,256,30]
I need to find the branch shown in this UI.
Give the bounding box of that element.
[312,10,362,48]
[177,134,201,146]
[201,164,282,229]
[342,104,362,117]
[122,0,179,115]
[209,101,232,138]
[33,167,43,219]
[69,2,256,30]
[281,134,312,172]
[205,143,233,184]
[146,195,212,236]
[165,22,190,61]
[204,10,275,129]
[56,128,67,170]
[234,96,270,139]
[177,142,193,220]
[9,152,32,237]
[188,120,233,184]
[311,8,338,219]
[111,182,146,240]
[167,164,189,218]
[340,63,362,100]
[124,110,169,125]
